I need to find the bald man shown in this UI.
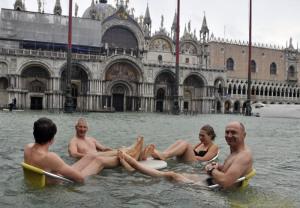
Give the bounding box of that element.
[68,118,144,161]
[205,121,253,189]
[68,118,114,159]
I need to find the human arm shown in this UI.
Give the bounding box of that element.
[195,145,219,162]
[46,152,84,183]
[94,139,113,152]
[206,152,252,189]
[68,139,86,159]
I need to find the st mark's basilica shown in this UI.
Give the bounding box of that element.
[0,0,299,113]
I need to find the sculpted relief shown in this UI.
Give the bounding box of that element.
[181,43,197,55]
[106,63,139,82]
[0,62,8,75]
[149,38,172,52]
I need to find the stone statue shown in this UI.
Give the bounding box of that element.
[37,0,41,13]
[130,8,135,16]
[75,3,78,17]
[160,15,164,29]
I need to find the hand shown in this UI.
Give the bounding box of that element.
[205,162,218,172]
[102,147,113,151]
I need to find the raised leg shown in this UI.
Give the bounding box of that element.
[152,140,196,162]
[139,144,155,160]
[126,136,144,160]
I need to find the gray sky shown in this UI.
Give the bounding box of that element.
[1,0,300,48]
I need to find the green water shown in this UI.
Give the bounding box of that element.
[0,111,299,207]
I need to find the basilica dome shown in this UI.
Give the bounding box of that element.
[82,1,116,21]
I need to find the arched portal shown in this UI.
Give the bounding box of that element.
[105,61,141,112]
[0,77,9,107]
[154,71,175,113]
[21,65,51,110]
[233,100,240,113]
[224,100,231,113]
[61,64,89,111]
[183,74,206,113]
[111,83,130,112]
[216,100,222,113]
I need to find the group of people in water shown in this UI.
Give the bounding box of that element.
[24,117,253,189]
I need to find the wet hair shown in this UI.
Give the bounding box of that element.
[33,117,57,144]
[201,124,216,140]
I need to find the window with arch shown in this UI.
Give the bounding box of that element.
[158,55,163,63]
[288,65,296,78]
[270,62,277,75]
[251,60,257,73]
[226,58,234,71]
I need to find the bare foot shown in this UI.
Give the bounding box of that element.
[140,144,155,161]
[118,150,135,172]
[126,136,144,160]
[151,148,166,161]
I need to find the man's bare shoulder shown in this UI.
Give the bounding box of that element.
[236,147,253,165]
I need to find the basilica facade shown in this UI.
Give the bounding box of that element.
[0,0,299,113]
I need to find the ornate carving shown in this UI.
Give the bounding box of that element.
[0,62,8,74]
[149,38,171,52]
[106,63,138,82]
[116,8,128,20]
[181,42,197,55]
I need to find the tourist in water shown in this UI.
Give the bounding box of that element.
[118,121,253,189]
[150,124,219,162]
[68,117,152,161]
[68,118,113,158]
[24,117,143,184]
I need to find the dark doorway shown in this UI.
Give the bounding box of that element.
[113,94,124,111]
[30,97,43,110]
[71,84,78,110]
[156,101,163,112]
[156,88,165,112]
[217,101,222,113]
[184,101,189,110]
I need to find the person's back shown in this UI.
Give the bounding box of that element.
[23,117,111,184]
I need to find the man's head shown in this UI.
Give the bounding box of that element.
[75,118,88,138]
[225,121,246,147]
[33,117,57,144]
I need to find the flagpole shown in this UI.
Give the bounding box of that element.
[246,0,252,116]
[173,0,180,115]
[64,0,74,113]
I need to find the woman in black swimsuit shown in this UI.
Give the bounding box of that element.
[151,125,219,162]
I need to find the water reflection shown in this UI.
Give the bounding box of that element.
[0,111,299,207]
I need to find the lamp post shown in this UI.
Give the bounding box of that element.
[246,0,252,116]
[172,0,180,115]
[64,0,74,113]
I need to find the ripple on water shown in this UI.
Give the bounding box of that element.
[1,112,300,207]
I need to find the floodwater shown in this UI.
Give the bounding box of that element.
[0,110,299,208]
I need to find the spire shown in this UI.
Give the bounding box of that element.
[143,3,151,25]
[200,15,209,34]
[143,3,151,38]
[14,0,25,11]
[289,37,294,50]
[171,11,177,31]
[200,14,209,43]
[54,0,62,15]
[89,0,97,19]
